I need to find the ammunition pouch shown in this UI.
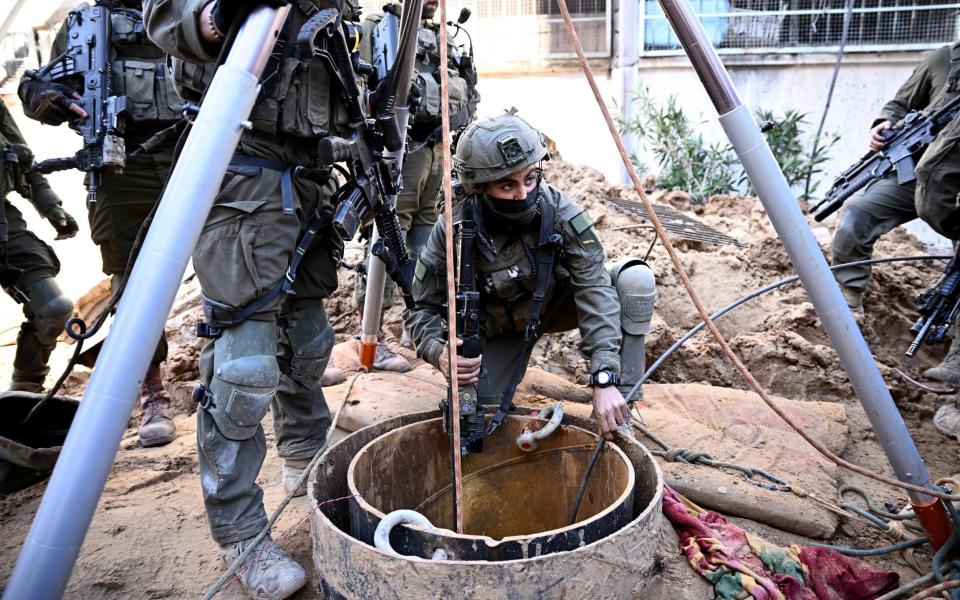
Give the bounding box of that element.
[0,144,33,199]
[110,9,184,125]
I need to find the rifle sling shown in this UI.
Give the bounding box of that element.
[486,197,560,435]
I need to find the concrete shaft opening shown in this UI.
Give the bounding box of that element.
[347,416,635,559]
[310,409,664,599]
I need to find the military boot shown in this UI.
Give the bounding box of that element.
[281,457,311,497]
[218,534,307,600]
[934,402,960,441]
[7,378,44,393]
[138,364,176,447]
[840,285,865,317]
[924,336,960,385]
[373,340,410,373]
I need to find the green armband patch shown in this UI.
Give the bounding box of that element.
[414,258,427,281]
[570,210,594,235]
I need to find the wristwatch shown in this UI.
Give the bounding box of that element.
[589,368,620,388]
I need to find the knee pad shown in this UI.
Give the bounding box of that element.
[208,319,280,441]
[608,259,656,336]
[26,278,74,343]
[283,304,334,391]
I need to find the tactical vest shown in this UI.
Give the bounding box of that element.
[171,0,357,140]
[452,186,565,336]
[0,130,32,202]
[104,5,184,125]
[409,23,473,139]
[947,43,960,95]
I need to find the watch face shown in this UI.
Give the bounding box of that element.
[597,371,611,385]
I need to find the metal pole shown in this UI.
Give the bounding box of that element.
[2,7,290,599]
[656,0,938,505]
[0,0,28,42]
[616,0,640,184]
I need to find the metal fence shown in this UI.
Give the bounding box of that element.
[354,0,610,68]
[641,0,960,54]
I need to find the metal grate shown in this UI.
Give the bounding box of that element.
[641,0,960,54]
[602,197,748,248]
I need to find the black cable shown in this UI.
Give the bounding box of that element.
[625,254,952,404]
[21,16,247,423]
[803,0,855,199]
[808,535,928,557]
[569,436,605,525]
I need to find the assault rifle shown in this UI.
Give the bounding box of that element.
[906,246,960,358]
[810,94,960,222]
[297,2,421,307]
[442,220,486,456]
[28,2,127,204]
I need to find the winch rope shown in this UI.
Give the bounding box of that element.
[438,0,465,534]
[555,0,960,502]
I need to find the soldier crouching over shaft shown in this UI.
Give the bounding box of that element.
[144,0,345,597]
[405,111,656,440]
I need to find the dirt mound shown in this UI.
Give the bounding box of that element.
[3,159,950,597]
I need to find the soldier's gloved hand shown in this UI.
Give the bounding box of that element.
[212,0,291,34]
[46,205,79,240]
[18,77,87,126]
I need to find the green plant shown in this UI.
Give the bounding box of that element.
[619,87,841,203]
[620,87,738,203]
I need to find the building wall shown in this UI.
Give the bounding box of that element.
[477,49,951,244]
[479,51,923,186]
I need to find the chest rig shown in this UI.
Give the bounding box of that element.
[103,5,184,125]
[454,193,565,445]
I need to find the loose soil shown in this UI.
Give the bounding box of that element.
[1,159,955,598]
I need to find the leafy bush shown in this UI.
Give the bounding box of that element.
[619,86,840,202]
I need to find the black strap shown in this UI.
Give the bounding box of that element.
[230,152,296,216]
[486,198,562,435]
[197,209,329,337]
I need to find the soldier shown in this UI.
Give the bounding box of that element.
[405,112,656,440]
[0,101,76,394]
[18,0,180,446]
[349,0,480,373]
[144,0,347,596]
[830,41,960,384]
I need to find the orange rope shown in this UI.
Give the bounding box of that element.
[554,0,958,502]
[438,0,465,533]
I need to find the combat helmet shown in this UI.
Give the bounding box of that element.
[453,110,548,193]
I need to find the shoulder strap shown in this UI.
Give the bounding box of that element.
[485,195,563,435]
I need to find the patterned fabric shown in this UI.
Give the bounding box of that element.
[662,485,899,600]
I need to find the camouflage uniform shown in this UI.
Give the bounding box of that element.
[0,102,75,390]
[406,182,624,404]
[144,0,345,550]
[832,43,959,292]
[35,2,188,366]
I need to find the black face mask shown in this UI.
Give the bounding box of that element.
[480,185,541,232]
